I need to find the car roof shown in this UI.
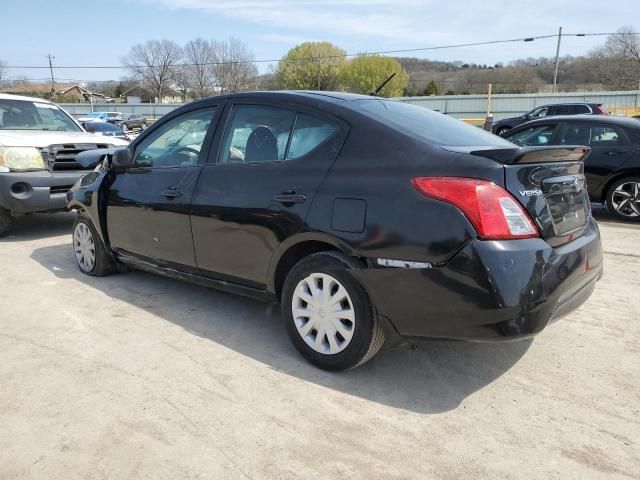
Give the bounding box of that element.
[186,90,375,108]
[0,93,55,103]
[513,115,640,130]
[535,102,599,107]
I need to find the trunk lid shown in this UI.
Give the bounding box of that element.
[468,146,592,246]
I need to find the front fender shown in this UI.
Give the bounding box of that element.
[66,165,110,246]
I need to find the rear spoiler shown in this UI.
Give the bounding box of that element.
[468,145,591,164]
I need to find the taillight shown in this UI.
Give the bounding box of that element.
[411,177,539,240]
[594,104,607,115]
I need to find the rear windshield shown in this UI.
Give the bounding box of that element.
[354,99,514,147]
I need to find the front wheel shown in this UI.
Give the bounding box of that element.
[281,252,385,371]
[606,176,640,221]
[72,214,118,276]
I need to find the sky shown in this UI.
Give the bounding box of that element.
[1,0,638,83]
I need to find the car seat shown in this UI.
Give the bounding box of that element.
[245,126,278,162]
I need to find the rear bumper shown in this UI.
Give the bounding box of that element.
[351,219,603,341]
[0,170,87,214]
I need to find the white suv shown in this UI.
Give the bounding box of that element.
[0,93,128,236]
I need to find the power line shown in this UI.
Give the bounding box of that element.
[3,31,636,70]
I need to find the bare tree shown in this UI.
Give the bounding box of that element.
[123,40,184,102]
[213,38,257,94]
[589,26,640,90]
[183,38,217,98]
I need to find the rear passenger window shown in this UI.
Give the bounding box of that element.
[287,114,337,159]
[553,105,572,115]
[560,124,627,146]
[589,126,626,146]
[221,105,296,163]
[573,105,591,114]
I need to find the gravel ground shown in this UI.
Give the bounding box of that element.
[0,209,638,479]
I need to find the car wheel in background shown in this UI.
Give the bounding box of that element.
[72,213,118,276]
[141,122,148,130]
[0,207,13,237]
[121,123,129,131]
[606,176,640,221]
[281,251,385,371]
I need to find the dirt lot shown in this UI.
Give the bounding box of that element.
[0,209,638,479]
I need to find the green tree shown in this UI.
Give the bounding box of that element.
[423,80,441,96]
[275,42,346,90]
[339,55,408,98]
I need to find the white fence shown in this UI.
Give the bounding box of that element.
[58,90,640,121]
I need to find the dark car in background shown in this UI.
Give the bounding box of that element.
[81,121,131,142]
[117,113,149,131]
[492,103,608,137]
[67,92,602,370]
[504,115,640,221]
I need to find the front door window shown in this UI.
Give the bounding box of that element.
[133,107,216,168]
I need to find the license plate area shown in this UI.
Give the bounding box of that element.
[541,174,588,237]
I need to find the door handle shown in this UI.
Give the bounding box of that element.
[161,188,183,199]
[273,192,307,204]
[607,150,625,156]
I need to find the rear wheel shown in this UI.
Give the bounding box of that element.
[0,207,13,238]
[281,252,385,371]
[72,214,118,276]
[606,176,640,221]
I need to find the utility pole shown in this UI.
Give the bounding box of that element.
[46,53,56,96]
[552,27,562,94]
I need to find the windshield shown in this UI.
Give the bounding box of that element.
[354,99,514,147]
[0,99,82,132]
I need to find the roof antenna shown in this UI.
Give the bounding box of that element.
[370,72,396,96]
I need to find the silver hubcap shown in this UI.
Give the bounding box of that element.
[611,181,640,217]
[292,273,355,355]
[74,223,96,272]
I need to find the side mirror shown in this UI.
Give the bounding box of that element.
[111,148,133,170]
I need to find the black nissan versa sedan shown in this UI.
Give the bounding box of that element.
[503,115,640,221]
[66,91,603,371]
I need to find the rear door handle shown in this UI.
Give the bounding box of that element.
[161,187,183,199]
[273,192,307,204]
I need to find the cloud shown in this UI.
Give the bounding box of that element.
[139,0,637,62]
[142,0,433,43]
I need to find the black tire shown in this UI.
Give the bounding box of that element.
[281,251,385,371]
[0,207,13,238]
[605,176,640,222]
[496,127,510,137]
[72,213,118,276]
